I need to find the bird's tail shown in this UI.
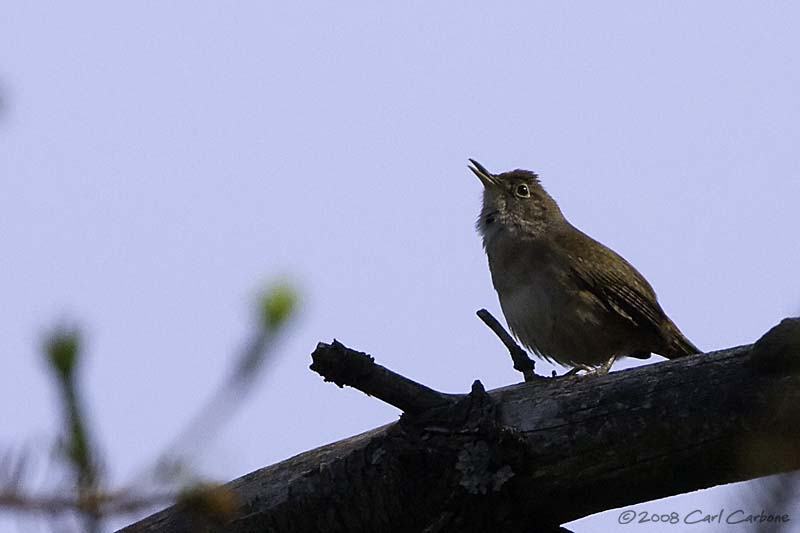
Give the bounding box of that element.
[661,321,701,359]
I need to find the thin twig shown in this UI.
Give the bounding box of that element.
[476,309,541,382]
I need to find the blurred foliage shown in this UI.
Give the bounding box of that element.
[260,282,298,332]
[177,483,239,525]
[1,280,298,531]
[234,282,299,380]
[44,329,81,382]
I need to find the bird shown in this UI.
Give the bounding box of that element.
[469,159,700,374]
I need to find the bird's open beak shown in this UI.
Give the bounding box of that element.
[468,159,500,187]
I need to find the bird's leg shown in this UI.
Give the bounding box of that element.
[596,356,616,376]
[558,364,595,378]
[560,357,616,378]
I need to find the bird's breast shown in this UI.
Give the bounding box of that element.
[486,237,620,367]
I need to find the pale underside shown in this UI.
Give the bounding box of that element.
[498,279,643,367]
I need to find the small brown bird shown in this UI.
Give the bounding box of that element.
[470,159,699,373]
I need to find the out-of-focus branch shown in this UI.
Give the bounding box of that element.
[44,328,101,532]
[0,489,172,516]
[2,281,298,530]
[153,283,298,466]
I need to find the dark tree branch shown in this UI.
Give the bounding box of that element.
[121,318,800,533]
[309,340,459,414]
[476,308,540,382]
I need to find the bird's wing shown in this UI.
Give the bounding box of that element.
[560,229,667,333]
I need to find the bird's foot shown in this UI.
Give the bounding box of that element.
[558,364,594,378]
[557,357,616,379]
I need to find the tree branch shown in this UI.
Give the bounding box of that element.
[476,308,540,382]
[121,318,800,532]
[309,339,458,414]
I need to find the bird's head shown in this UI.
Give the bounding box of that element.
[469,159,564,244]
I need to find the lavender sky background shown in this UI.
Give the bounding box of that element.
[2,2,799,531]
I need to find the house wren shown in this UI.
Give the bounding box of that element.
[470,159,699,372]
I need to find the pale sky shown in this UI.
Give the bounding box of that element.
[1,2,799,531]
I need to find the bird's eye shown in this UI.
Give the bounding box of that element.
[515,184,530,198]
